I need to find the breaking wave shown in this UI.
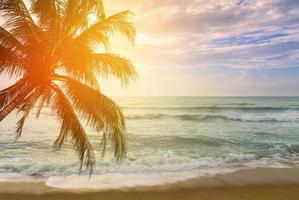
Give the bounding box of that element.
[125,106,299,112]
[126,114,297,123]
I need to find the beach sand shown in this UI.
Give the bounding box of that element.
[1,168,299,200]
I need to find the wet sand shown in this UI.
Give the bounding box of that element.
[1,168,299,200]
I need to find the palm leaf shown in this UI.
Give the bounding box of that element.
[0,26,25,53]
[1,0,40,44]
[50,83,95,173]
[59,44,100,88]
[30,0,62,27]
[0,81,34,121]
[0,78,27,109]
[0,46,26,77]
[62,78,127,161]
[35,86,53,118]
[16,86,45,139]
[74,10,135,49]
[94,53,137,86]
[61,0,107,39]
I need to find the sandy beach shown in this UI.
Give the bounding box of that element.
[1,168,299,200]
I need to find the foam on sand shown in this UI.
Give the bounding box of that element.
[45,172,199,189]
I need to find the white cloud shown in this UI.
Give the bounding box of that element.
[103,0,299,95]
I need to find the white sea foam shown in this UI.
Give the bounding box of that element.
[0,173,44,183]
[0,161,296,189]
[45,172,196,189]
[45,167,241,189]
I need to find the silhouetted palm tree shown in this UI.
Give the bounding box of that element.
[0,0,136,174]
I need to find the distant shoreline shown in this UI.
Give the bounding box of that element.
[1,168,299,200]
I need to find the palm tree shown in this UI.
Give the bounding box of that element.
[0,0,136,174]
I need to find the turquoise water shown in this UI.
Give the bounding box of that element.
[0,97,299,188]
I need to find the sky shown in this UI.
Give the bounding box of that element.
[1,0,299,96]
[100,0,299,96]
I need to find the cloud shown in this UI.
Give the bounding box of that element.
[108,0,299,71]
[103,1,299,95]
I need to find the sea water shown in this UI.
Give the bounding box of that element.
[0,97,299,189]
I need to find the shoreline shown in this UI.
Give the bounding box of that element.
[1,167,299,199]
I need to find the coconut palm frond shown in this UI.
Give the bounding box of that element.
[50,83,95,173]
[75,10,135,49]
[95,0,105,20]
[94,53,137,86]
[62,0,90,38]
[1,0,40,44]
[30,0,63,34]
[59,44,100,88]
[102,10,136,44]
[35,86,53,118]
[0,0,32,20]
[62,78,126,161]
[16,86,45,139]
[79,29,110,51]
[0,46,27,77]
[0,78,27,109]
[61,0,107,39]
[0,81,34,121]
[29,0,64,54]
[60,51,136,87]
[0,26,25,53]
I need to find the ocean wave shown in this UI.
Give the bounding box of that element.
[126,114,165,120]
[124,106,299,112]
[220,103,254,106]
[156,135,234,147]
[0,145,297,187]
[126,114,296,123]
[284,144,299,154]
[207,115,293,123]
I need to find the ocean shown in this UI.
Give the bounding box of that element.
[0,97,299,189]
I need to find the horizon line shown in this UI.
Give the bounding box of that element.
[110,95,299,97]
